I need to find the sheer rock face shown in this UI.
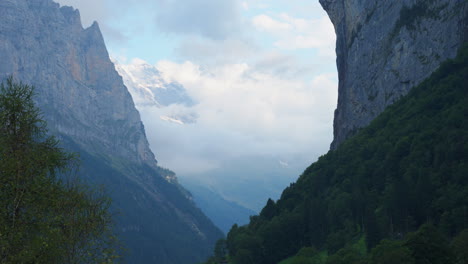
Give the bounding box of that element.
[0,0,155,166]
[0,1,222,263]
[321,0,468,149]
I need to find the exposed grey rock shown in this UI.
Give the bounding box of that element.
[320,0,468,149]
[0,0,156,167]
[0,1,222,263]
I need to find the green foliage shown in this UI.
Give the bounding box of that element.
[404,224,454,264]
[260,198,277,220]
[368,240,414,264]
[394,1,439,33]
[386,0,446,58]
[0,77,119,263]
[213,239,228,263]
[325,246,364,264]
[208,44,468,264]
[451,229,468,264]
[279,248,327,264]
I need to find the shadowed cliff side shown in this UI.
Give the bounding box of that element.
[0,0,223,263]
[321,0,468,149]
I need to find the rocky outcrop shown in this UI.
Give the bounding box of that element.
[0,1,222,263]
[0,0,155,167]
[320,0,468,149]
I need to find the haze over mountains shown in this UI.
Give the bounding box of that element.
[115,58,305,230]
[2,0,466,263]
[115,58,319,212]
[53,0,339,235]
[0,1,222,263]
[200,0,468,262]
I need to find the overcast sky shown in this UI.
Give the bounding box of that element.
[54,0,337,188]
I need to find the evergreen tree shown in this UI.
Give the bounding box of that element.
[451,229,468,264]
[404,224,454,264]
[0,77,119,263]
[368,240,414,264]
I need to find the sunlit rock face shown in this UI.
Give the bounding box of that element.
[321,0,468,149]
[0,1,222,263]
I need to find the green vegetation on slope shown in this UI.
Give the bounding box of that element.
[61,133,224,264]
[0,78,119,263]
[205,43,468,264]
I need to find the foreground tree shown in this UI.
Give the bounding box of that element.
[0,77,119,263]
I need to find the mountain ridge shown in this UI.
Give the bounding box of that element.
[0,1,223,263]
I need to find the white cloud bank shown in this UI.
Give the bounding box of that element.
[55,0,243,41]
[252,13,336,56]
[118,58,337,176]
[56,0,338,208]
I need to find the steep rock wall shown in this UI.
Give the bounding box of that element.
[320,0,468,149]
[0,1,222,263]
[0,0,156,166]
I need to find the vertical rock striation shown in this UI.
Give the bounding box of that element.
[0,0,155,167]
[320,0,468,149]
[0,1,222,263]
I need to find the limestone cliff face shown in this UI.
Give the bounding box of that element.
[0,0,156,167]
[0,1,222,263]
[320,0,468,149]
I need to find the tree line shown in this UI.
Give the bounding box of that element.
[203,44,468,264]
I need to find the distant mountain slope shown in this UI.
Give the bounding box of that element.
[218,44,468,264]
[0,1,222,263]
[115,58,303,215]
[180,178,256,234]
[115,59,198,126]
[115,59,195,108]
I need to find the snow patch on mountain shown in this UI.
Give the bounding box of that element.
[160,115,185,125]
[114,58,198,125]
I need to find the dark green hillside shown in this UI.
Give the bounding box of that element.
[59,137,223,264]
[206,44,468,264]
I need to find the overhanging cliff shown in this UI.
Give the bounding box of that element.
[321,0,468,149]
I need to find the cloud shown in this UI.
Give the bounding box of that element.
[57,0,338,208]
[55,0,243,41]
[54,0,107,26]
[120,58,337,176]
[252,14,292,33]
[252,13,335,56]
[156,0,243,40]
[175,36,259,65]
[253,51,316,79]
[54,0,134,45]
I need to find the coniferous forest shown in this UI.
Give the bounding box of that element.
[203,44,468,264]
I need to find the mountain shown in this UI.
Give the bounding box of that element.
[0,1,223,263]
[180,157,303,212]
[115,59,303,216]
[324,0,468,148]
[201,0,468,262]
[215,42,468,264]
[115,59,195,109]
[179,177,256,234]
[115,59,198,124]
